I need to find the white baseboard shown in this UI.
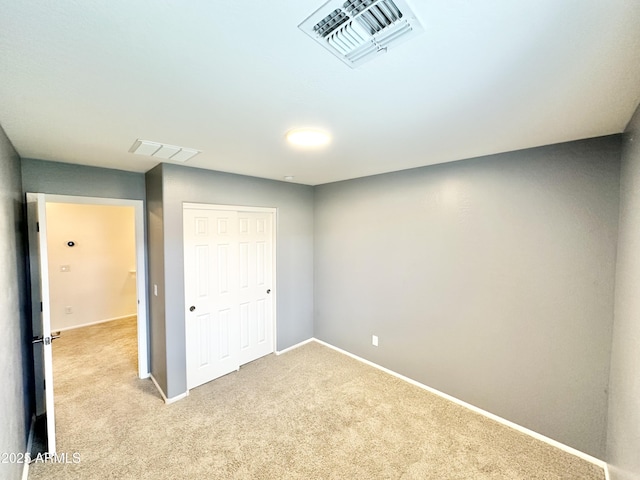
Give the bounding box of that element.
[275,337,315,356]
[149,374,189,405]
[22,414,36,480]
[312,338,609,475]
[54,314,137,332]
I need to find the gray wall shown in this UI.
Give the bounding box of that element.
[0,125,31,480]
[607,105,640,479]
[21,158,145,200]
[145,165,168,393]
[314,136,621,458]
[148,164,314,398]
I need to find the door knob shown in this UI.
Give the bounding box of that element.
[266,289,271,294]
[189,306,196,312]
[32,333,61,345]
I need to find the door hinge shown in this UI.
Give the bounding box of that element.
[36,222,40,232]
[40,302,43,312]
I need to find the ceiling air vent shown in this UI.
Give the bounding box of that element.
[299,0,423,68]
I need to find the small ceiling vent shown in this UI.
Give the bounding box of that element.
[299,0,423,68]
[129,139,200,163]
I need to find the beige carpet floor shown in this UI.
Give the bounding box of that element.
[29,317,605,479]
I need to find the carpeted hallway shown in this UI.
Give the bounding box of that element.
[28,317,605,479]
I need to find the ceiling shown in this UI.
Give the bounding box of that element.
[1,1,640,186]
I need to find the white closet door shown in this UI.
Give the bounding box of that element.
[184,209,240,389]
[184,206,275,390]
[237,211,274,365]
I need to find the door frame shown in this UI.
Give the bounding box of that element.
[182,202,277,389]
[35,194,150,378]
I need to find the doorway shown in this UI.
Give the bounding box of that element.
[28,193,148,453]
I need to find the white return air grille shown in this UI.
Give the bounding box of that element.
[299,0,423,67]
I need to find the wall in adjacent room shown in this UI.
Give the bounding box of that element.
[46,203,136,331]
[606,104,640,480]
[147,164,314,399]
[0,124,31,480]
[314,136,621,458]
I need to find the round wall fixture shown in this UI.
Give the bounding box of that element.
[67,241,76,247]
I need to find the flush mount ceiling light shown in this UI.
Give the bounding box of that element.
[129,139,200,162]
[299,0,423,68]
[286,129,331,148]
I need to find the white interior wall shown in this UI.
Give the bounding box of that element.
[46,203,137,331]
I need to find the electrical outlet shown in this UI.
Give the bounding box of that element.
[372,335,379,347]
[65,306,72,314]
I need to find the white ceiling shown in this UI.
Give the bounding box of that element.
[1,1,639,186]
